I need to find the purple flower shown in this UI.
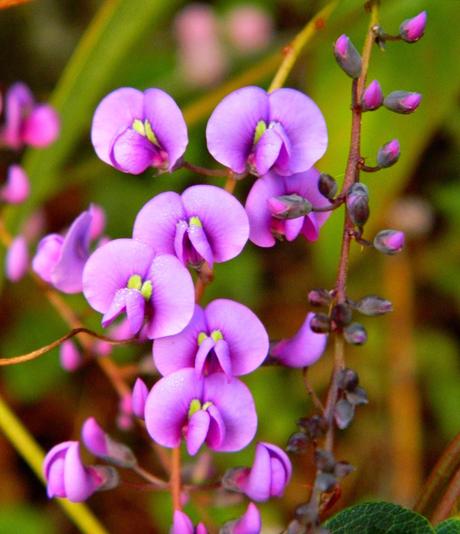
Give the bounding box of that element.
[91,87,187,174]
[231,442,292,502]
[1,82,59,149]
[171,511,208,534]
[32,207,97,294]
[82,238,194,339]
[59,340,82,372]
[0,165,30,204]
[361,80,383,111]
[5,235,28,282]
[400,11,427,43]
[145,369,257,456]
[43,441,117,502]
[132,378,149,418]
[271,312,328,368]
[133,185,249,268]
[373,229,405,255]
[206,86,327,176]
[153,299,269,378]
[245,169,331,247]
[223,502,261,534]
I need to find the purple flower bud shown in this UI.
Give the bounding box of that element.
[310,313,331,334]
[43,441,117,502]
[132,378,149,419]
[384,91,422,114]
[399,11,427,43]
[373,229,405,255]
[5,235,28,282]
[59,340,82,372]
[308,288,332,307]
[286,432,309,454]
[171,510,208,534]
[271,312,327,368]
[234,442,292,502]
[0,165,30,204]
[333,34,362,79]
[316,472,337,492]
[318,173,337,200]
[346,183,369,227]
[222,502,262,534]
[377,139,400,168]
[337,368,359,391]
[82,417,137,468]
[334,399,355,430]
[353,295,393,316]
[267,194,312,220]
[343,322,367,345]
[361,80,383,111]
[331,303,352,328]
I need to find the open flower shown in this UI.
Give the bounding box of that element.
[82,238,194,339]
[43,441,117,502]
[153,299,268,378]
[206,86,327,176]
[1,82,59,149]
[145,369,257,456]
[133,185,249,268]
[245,169,331,247]
[91,87,187,174]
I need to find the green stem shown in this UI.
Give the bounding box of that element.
[0,394,108,534]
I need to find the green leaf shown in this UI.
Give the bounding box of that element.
[0,505,56,534]
[325,502,434,533]
[435,519,460,534]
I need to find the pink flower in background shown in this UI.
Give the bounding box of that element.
[226,5,272,53]
[0,165,30,204]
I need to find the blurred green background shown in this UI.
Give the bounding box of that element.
[0,0,459,532]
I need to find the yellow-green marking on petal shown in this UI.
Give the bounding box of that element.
[253,120,267,144]
[210,330,223,342]
[127,274,142,290]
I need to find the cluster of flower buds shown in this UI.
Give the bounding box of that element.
[334,368,368,430]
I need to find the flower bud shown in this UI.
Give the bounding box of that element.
[354,295,393,316]
[334,461,355,479]
[373,229,405,255]
[334,399,355,429]
[5,235,28,282]
[337,368,359,392]
[286,432,309,454]
[297,414,328,440]
[315,449,336,473]
[346,386,368,406]
[82,417,137,468]
[361,80,383,111]
[315,472,337,492]
[377,139,400,168]
[346,183,369,227]
[267,194,312,220]
[331,303,352,328]
[333,34,362,79]
[308,288,332,307]
[343,322,367,345]
[0,165,30,204]
[399,11,427,43]
[318,173,337,200]
[221,502,261,534]
[310,313,331,334]
[132,378,149,419]
[384,91,422,114]
[59,340,82,372]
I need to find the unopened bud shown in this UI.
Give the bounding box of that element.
[333,34,362,79]
[268,194,312,219]
[343,322,367,345]
[346,386,369,406]
[334,461,355,479]
[315,449,336,473]
[334,399,355,429]
[315,472,337,492]
[354,295,393,316]
[297,414,328,440]
[399,11,427,43]
[308,288,332,307]
[384,91,422,114]
[132,378,148,419]
[337,368,359,391]
[93,465,120,492]
[331,303,352,328]
[373,229,405,255]
[310,313,331,334]
[347,183,369,227]
[377,139,400,168]
[361,80,383,111]
[286,432,309,454]
[318,173,337,200]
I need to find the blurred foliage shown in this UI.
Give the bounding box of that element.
[0,0,459,532]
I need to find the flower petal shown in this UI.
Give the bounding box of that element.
[203,373,257,451]
[125,289,146,335]
[283,217,304,242]
[188,223,214,267]
[2,83,34,149]
[145,368,204,448]
[111,128,157,174]
[206,86,269,173]
[269,88,327,175]
[182,185,249,263]
[64,443,94,502]
[244,443,271,501]
[206,404,226,449]
[44,441,75,481]
[91,87,144,166]
[213,339,233,379]
[270,456,288,497]
[133,191,185,255]
[205,299,269,376]
[186,409,211,456]
[22,104,59,148]
[153,305,207,376]
[146,254,194,339]
[102,288,128,328]
[234,502,261,534]
[173,220,188,264]
[171,511,194,534]
[194,336,215,377]
[143,88,188,171]
[254,126,283,175]
[1,165,30,204]
[301,213,320,241]
[6,235,28,282]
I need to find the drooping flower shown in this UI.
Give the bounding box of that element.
[133,185,249,268]
[82,238,194,339]
[0,165,30,204]
[270,312,328,368]
[171,511,208,534]
[0,82,59,150]
[5,235,29,282]
[245,168,331,247]
[32,206,101,294]
[91,87,188,174]
[226,442,292,502]
[206,86,327,176]
[153,299,268,378]
[43,441,118,502]
[145,369,257,456]
[221,502,261,534]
